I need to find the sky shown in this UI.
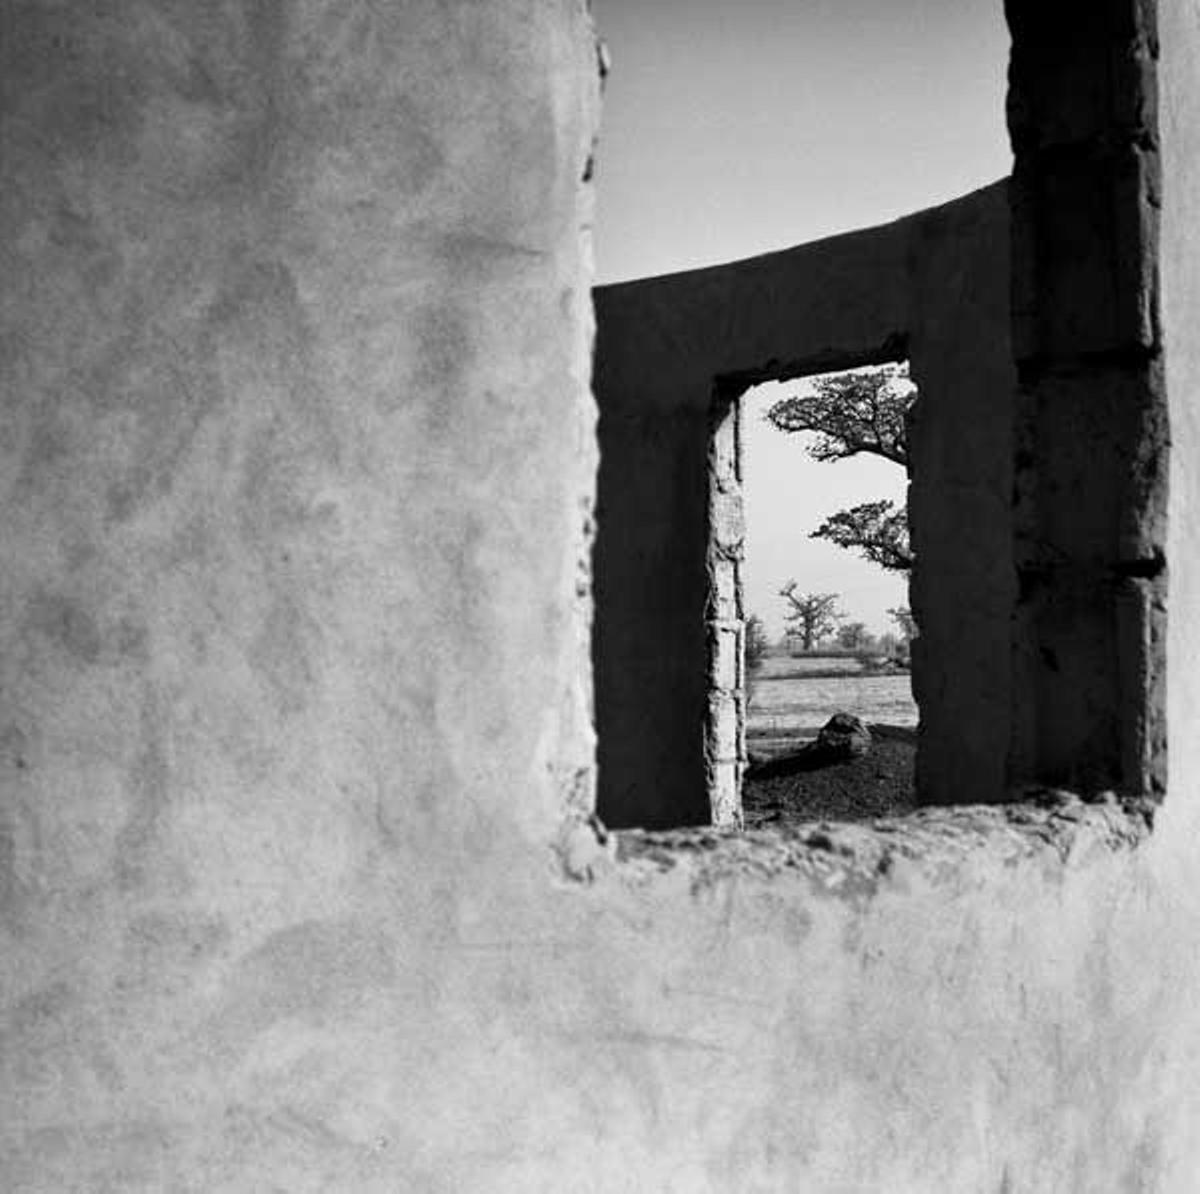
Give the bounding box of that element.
[592,0,1013,638]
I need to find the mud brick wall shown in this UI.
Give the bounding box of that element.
[1007,0,1168,796]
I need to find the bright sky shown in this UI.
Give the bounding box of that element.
[592,0,1013,638]
[742,379,911,641]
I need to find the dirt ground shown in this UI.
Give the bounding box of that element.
[742,724,916,828]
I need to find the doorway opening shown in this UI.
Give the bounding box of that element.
[706,364,921,829]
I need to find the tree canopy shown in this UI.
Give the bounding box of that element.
[811,500,913,573]
[765,364,914,572]
[765,364,911,468]
[836,620,870,651]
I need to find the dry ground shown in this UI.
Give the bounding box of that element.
[742,724,916,828]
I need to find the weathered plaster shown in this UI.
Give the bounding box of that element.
[704,390,747,827]
[0,1,606,1186]
[1159,0,1200,826]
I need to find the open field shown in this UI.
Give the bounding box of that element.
[748,653,917,745]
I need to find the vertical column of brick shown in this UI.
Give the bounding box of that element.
[706,390,746,828]
[1006,0,1167,796]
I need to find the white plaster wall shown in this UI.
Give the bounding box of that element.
[0,2,605,1186]
[1161,0,1200,835]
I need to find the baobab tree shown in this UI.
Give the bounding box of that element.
[779,584,843,652]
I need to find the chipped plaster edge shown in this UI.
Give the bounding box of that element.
[592,793,1152,898]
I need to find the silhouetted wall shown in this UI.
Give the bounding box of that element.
[594,182,1015,825]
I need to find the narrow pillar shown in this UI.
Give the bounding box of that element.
[1006,0,1167,796]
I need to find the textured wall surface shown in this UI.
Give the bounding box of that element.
[594,183,1014,826]
[704,391,746,828]
[1007,0,1168,796]
[3,1,1200,1192]
[0,1,604,1187]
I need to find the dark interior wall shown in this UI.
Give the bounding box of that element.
[908,183,1017,803]
[593,406,713,828]
[1006,0,1167,797]
[593,222,909,829]
[593,184,1014,827]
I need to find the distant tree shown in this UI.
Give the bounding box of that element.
[745,614,769,675]
[887,606,918,643]
[836,620,870,651]
[876,632,901,658]
[780,584,844,652]
[765,364,914,571]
